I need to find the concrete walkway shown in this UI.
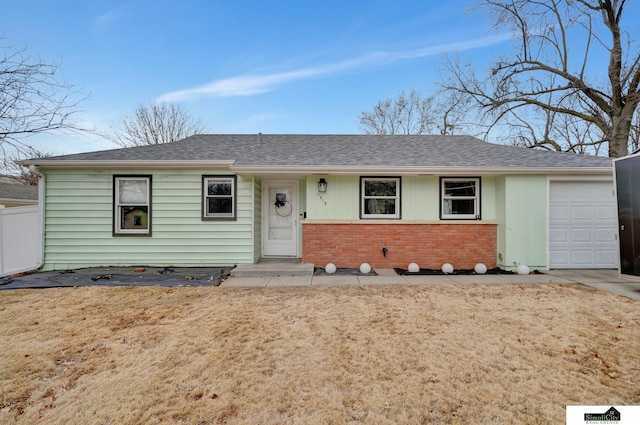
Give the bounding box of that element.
[221,268,640,302]
[3,266,639,302]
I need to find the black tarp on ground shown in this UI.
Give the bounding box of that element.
[0,266,233,289]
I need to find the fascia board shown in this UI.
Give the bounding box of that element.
[16,160,236,168]
[230,165,613,176]
[0,197,37,203]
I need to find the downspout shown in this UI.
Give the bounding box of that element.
[29,165,46,270]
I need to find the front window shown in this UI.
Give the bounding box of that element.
[114,176,151,235]
[202,175,236,220]
[441,177,480,219]
[361,177,401,219]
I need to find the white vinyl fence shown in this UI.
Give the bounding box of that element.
[0,205,40,277]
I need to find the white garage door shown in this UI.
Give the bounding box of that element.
[549,181,617,269]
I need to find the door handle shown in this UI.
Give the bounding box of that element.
[621,224,625,231]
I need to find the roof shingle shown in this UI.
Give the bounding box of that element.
[27,134,612,169]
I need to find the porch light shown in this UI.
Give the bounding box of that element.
[318,178,328,193]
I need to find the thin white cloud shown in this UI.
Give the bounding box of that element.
[92,10,119,31]
[158,33,512,102]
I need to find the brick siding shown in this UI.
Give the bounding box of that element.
[302,222,497,269]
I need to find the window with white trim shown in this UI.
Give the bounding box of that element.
[361,177,401,219]
[202,175,236,220]
[114,176,151,235]
[441,177,480,219]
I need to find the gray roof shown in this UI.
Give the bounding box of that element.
[26,134,612,171]
[0,182,38,201]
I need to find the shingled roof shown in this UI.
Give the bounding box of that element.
[0,182,38,202]
[21,134,613,174]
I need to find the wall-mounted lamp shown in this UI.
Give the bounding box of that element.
[318,178,328,193]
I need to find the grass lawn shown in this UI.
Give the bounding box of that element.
[1,283,639,424]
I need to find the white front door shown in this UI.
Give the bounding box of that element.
[262,181,298,257]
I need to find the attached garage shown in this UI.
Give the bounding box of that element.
[548,180,617,269]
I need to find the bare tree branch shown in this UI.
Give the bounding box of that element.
[109,102,206,147]
[0,37,87,158]
[358,89,475,136]
[444,0,639,157]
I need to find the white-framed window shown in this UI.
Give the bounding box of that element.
[202,175,236,220]
[441,177,480,220]
[114,176,151,235]
[361,177,401,219]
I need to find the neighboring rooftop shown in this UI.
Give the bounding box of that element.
[20,134,613,173]
[0,182,38,202]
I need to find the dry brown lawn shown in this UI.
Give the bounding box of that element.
[1,282,639,424]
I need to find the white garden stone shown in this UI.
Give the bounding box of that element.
[441,263,454,274]
[359,263,372,274]
[408,263,420,273]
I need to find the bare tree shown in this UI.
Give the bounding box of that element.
[444,0,640,158]
[359,89,472,136]
[0,37,85,158]
[1,147,54,185]
[630,105,640,153]
[110,102,206,147]
[359,90,436,135]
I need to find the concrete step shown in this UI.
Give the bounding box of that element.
[230,262,315,278]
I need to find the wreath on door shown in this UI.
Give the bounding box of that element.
[274,193,292,216]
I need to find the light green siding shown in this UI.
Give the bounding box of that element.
[306,175,497,221]
[297,178,306,254]
[401,176,439,220]
[480,176,497,220]
[42,169,549,271]
[495,177,507,266]
[42,168,256,270]
[252,176,262,262]
[306,175,360,219]
[496,175,547,270]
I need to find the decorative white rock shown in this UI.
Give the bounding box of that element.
[474,263,488,274]
[441,263,454,274]
[359,263,372,274]
[325,263,337,274]
[408,262,420,273]
[516,264,530,275]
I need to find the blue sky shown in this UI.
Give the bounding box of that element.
[3,0,510,155]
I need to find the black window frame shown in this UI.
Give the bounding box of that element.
[439,176,481,220]
[202,175,237,221]
[113,175,152,236]
[360,176,402,219]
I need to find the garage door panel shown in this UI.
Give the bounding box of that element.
[571,228,592,243]
[592,184,613,198]
[594,205,616,220]
[595,228,616,243]
[549,206,569,221]
[550,184,569,199]
[549,250,569,266]
[549,181,617,269]
[569,185,591,199]
[570,206,592,220]
[571,250,594,265]
[549,228,569,243]
[596,250,617,264]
